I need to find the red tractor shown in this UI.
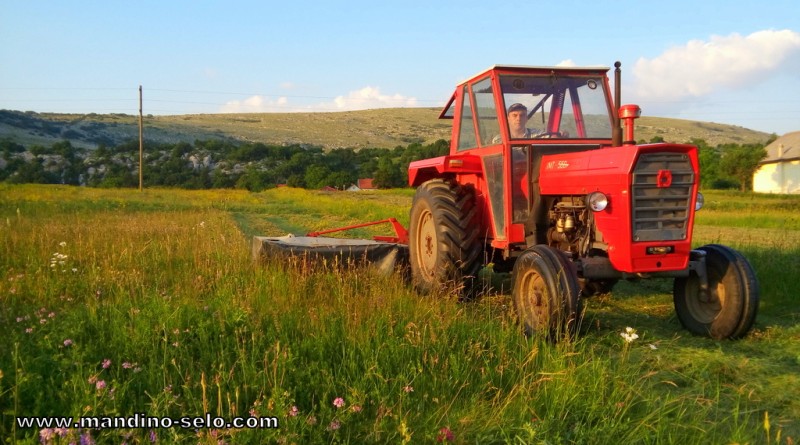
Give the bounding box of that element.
[406,62,759,340]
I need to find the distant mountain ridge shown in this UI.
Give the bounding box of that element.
[0,108,774,150]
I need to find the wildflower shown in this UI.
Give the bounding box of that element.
[48,312,56,318]
[350,405,362,413]
[327,420,341,431]
[648,343,658,350]
[40,428,56,443]
[102,359,111,369]
[25,328,34,334]
[88,376,97,384]
[59,241,67,247]
[96,380,106,390]
[620,327,639,343]
[16,317,23,323]
[80,430,95,445]
[333,397,345,408]
[122,361,133,369]
[288,406,299,417]
[403,385,414,393]
[149,430,157,443]
[437,427,455,442]
[63,339,73,347]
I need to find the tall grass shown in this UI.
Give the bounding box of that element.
[1,184,797,443]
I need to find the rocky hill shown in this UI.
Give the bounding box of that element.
[0,108,774,150]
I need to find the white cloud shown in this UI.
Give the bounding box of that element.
[329,86,419,110]
[219,95,288,113]
[218,86,418,113]
[630,29,800,103]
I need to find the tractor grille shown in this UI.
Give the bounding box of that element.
[631,152,694,242]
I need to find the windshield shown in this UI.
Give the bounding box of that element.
[499,74,612,139]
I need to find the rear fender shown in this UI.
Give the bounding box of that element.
[408,154,483,187]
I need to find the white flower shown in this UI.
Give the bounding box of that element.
[620,327,639,343]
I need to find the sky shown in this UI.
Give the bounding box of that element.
[2,0,799,135]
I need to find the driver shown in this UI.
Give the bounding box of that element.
[492,103,545,143]
[506,103,544,138]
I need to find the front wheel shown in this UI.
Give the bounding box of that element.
[673,244,759,340]
[512,245,582,340]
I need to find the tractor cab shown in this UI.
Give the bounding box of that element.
[410,65,621,253]
[439,65,616,146]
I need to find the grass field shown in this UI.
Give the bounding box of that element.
[1,185,798,444]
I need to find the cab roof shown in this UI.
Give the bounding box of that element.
[459,64,611,85]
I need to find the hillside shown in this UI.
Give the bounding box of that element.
[0,108,774,150]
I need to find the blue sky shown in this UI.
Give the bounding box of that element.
[2,0,799,135]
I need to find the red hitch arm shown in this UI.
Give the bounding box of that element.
[306,218,409,244]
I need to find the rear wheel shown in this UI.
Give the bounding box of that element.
[512,245,582,339]
[408,179,482,299]
[673,244,759,339]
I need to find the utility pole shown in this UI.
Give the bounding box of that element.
[138,85,143,191]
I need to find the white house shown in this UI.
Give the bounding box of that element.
[753,132,800,194]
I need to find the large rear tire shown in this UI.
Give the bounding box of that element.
[673,244,759,340]
[512,245,582,340]
[408,179,482,299]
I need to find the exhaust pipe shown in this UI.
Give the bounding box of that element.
[612,61,622,147]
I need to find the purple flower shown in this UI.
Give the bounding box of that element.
[63,339,73,347]
[288,406,299,417]
[102,359,111,369]
[96,380,106,390]
[333,397,345,408]
[327,420,341,431]
[80,431,95,445]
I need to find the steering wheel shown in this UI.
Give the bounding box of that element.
[533,131,564,139]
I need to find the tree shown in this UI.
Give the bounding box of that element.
[719,144,767,192]
[304,165,332,189]
[373,156,404,188]
[697,146,721,189]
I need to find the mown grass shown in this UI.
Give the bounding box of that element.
[1,184,798,444]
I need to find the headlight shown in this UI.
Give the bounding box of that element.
[695,192,704,211]
[586,192,609,212]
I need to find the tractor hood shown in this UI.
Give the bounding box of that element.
[539,143,701,273]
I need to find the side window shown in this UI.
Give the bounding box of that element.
[472,77,501,146]
[456,85,477,151]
